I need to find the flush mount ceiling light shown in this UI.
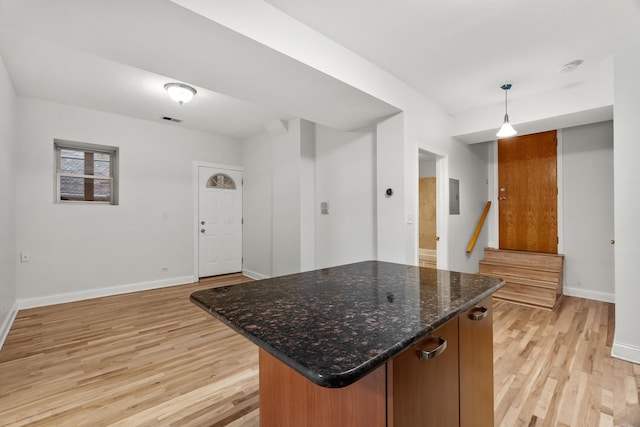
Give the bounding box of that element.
[164,82,197,106]
[496,83,517,138]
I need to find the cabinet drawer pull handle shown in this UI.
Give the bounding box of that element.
[469,306,488,321]
[419,337,447,360]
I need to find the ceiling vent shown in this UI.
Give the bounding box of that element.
[162,116,182,123]
[560,59,583,73]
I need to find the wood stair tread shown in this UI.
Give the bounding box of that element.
[478,259,562,273]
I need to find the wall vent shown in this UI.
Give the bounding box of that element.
[162,116,182,123]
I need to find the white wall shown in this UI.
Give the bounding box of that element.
[242,119,377,276]
[242,118,304,278]
[562,121,615,302]
[447,141,490,273]
[377,114,407,264]
[299,119,316,272]
[612,20,640,363]
[271,119,303,276]
[419,157,436,177]
[315,125,376,268]
[15,97,241,306]
[241,130,274,279]
[0,54,18,346]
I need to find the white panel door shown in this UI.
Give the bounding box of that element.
[198,166,242,277]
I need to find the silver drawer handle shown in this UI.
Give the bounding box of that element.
[469,306,488,321]
[419,337,447,360]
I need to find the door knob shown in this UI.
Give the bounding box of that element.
[200,229,205,234]
[611,239,615,245]
[201,221,205,225]
[435,236,440,241]
[498,196,506,201]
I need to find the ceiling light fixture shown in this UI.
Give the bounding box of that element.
[164,82,197,106]
[496,83,517,138]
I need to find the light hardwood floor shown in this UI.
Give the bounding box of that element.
[0,276,638,426]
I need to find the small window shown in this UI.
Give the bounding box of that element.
[206,173,236,189]
[54,140,119,204]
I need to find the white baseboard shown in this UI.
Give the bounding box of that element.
[612,341,640,364]
[17,275,197,310]
[242,269,270,281]
[0,302,19,350]
[563,286,615,303]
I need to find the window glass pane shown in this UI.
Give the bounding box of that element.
[60,177,111,202]
[94,156,111,177]
[93,178,111,201]
[60,149,85,175]
[60,176,85,201]
[206,173,236,189]
[61,149,84,159]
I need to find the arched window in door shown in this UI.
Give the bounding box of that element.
[206,173,236,190]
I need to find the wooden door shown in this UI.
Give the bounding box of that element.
[419,177,437,250]
[498,130,558,253]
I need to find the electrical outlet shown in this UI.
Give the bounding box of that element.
[161,266,168,272]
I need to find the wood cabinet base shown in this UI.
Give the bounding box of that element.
[259,298,495,427]
[259,349,386,427]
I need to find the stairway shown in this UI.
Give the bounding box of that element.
[478,248,564,310]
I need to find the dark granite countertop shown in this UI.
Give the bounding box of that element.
[191,260,504,388]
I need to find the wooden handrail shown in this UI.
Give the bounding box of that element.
[466,201,491,254]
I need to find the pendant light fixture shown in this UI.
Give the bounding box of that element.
[496,83,517,138]
[164,83,197,106]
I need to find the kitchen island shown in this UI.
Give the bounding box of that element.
[191,261,504,426]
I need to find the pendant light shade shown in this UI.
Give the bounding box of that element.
[164,83,197,106]
[496,83,517,138]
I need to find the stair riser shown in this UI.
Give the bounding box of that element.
[479,264,561,284]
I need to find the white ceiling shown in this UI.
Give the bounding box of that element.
[0,0,399,139]
[264,0,618,116]
[0,0,628,140]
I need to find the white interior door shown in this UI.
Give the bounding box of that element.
[198,166,242,278]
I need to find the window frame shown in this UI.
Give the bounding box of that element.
[54,139,119,205]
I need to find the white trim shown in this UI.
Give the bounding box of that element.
[436,155,450,270]
[193,161,244,280]
[557,129,564,254]
[611,341,640,365]
[17,275,196,310]
[0,302,19,350]
[563,286,615,303]
[242,269,270,280]
[488,140,499,248]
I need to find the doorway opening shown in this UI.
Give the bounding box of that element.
[418,148,448,269]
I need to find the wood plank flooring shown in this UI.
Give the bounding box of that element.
[0,276,638,426]
[0,274,259,426]
[493,298,640,427]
